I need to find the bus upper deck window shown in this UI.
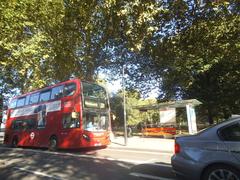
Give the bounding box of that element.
[9,99,17,109]
[64,83,76,97]
[29,93,40,105]
[16,97,25,107]
[51,85,64,100]
[39,90,51,102]
[25,95,30,106]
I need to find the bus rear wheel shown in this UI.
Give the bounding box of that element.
[49,136,58,151]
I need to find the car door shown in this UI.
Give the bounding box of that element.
[220,122,240,161]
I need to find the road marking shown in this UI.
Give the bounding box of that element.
[13,167,62,180]
[0,147,147,165]
[104,148,173,155]
[150,163,172,167]
[129,172,175,180]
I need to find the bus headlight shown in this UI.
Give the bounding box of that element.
[82,134,90,142]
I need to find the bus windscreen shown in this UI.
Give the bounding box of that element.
[82,82,109,131]
[82,82,108,109]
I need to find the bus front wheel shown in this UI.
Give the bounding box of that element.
[49,136,58,151]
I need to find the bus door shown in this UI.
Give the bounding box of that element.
[11,120,26,146]
[21,119,37,147]
[60,112,80,148]
[60,83,80,147]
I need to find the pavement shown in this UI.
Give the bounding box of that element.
[109,136,174,153]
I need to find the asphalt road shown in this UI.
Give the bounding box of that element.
[0,144,176,180]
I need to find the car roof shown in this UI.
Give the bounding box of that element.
[177,117,240,141]
[198,117,240,140]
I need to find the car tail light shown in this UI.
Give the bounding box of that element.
[174,142,181,154]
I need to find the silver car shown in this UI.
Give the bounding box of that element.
[171,117,240,180]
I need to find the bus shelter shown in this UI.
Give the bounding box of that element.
[135,99,202,135]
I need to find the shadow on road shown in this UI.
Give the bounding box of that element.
[0,144,107,155]
[130,162,176,179]
[0,147,138,180]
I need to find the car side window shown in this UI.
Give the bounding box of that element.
[220,123,240,142]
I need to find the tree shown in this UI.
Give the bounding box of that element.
[162,2,240,122]
[1,0,239,125]
[187,58,240,123]
[110,89,158,128]
[1,0,164,93]
[0,0,120,92]
[123,1,240,123]
[0,0,64,92]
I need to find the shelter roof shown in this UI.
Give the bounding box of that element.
[134,99,202,111]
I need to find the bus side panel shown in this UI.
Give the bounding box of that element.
[4,109,12,145]
[59,129,82,149]
[35,105,62,148]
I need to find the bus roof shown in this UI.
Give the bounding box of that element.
[9,78,106,101]
[11,78,80,100]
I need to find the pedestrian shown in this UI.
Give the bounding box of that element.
[128,126,132,137]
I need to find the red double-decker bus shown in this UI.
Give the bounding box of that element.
[4,78,111,150]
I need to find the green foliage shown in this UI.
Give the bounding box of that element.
[0,0,239,124]
[0,0,119,92]
[187,58,240,122]
[0,0,64,92]
[110,89,158,127]
[145,1,240,122]
[104,0,240,123]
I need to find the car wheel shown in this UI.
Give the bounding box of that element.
[49,136,58,151]
[203,165,240,180]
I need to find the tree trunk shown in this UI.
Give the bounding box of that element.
[207,105,214,124]
[85,63,95,81]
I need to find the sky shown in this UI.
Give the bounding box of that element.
[99,72,159,98]
[105,79,158,99]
